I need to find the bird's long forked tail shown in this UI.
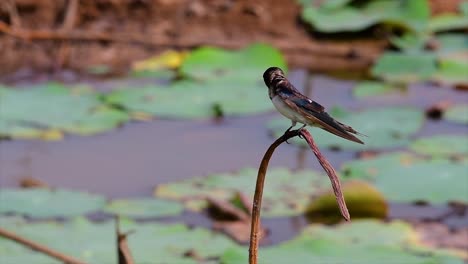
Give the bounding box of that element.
[312,111,365,144]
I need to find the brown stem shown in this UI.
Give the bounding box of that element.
[0,227,87,264]
[248,129,302,264]
[248,128,350,264]
[300,129,350,221]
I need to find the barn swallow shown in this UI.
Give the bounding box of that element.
[263,67,364,144]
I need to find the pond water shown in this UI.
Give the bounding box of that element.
[0,69,467,244]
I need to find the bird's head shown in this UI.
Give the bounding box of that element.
[263,67,285,87]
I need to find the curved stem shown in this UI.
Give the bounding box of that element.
[248,129,301,264]
[248,128,350,264]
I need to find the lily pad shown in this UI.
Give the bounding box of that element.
[104,198,184,218]
[300,0,430,33]
[433,59,468,86]
[105,44,286,119]
[445,104,468,124]
[410,134,468,157]
[371,52,437,83]
[221,220,464,264]
[0,83,128,140]
[268,107,424,150]
[0,188,106,218]
[342,153,468,204]
[353,81,404,98]
[376,160,468,204]
[155,167,332,217]
[429,13,468,33]
[0,217,237,264]
[179,43,287,81]
[341,152,422,180]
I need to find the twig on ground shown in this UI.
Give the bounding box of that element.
[248,128,350,264]
[0,227,86,264]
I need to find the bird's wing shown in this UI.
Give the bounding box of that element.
[276,83,364,144]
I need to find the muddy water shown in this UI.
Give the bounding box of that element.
[0,70,467,244]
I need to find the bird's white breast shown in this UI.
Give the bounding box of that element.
[271,96,308,124]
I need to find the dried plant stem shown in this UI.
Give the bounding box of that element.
[248,128,350,264]
[0,227,86,264]
[301,129,350,221]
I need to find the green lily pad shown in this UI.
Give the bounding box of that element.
[0,217,237,264]
[180,43,287,81]
[353,81,405,98]
[435,34,468,55]
[300,0,430,33]
[222,220,464,264]
[429,13,468,33]
[342,153,468,204]
[155,167,333,217]
[0,83,128,139]
[390,32,429,52]
[341,152,422,180]
[410,134,468,157]
[433,59,468,86]
[0,188,106,218]
[376,160,468,204]
[104,198,184,218]
[268,107,424,150]
[371,52,437,83]
[105,44,286,119]
[445,104,468,124]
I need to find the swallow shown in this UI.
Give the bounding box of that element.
[263,67,364,144]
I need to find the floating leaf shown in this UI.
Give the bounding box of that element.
[155,167,331,217]
[222,220,464,264]
[133,50,188,71]
[429,14,468,33]
[376,160,468,204]
[0,188,106,218]
[342,153,467,204]
[433,59,468,86]
[390,32,428,52]
[353,81,404,98]
[105,44,286,119]
[434,34,468,66]
[371,52,437,83]
[131,50,186,78]
[268,107,424,150]
[410,134,468,157]
[300,0,430,33]
[105,77,273,119]
[0,217,237,264]
[0,83,128,139]
[445,104,468,124]
[305,180,388,222]
[341,152,422,180]
[180,44,287,81]
[104,198,184,218]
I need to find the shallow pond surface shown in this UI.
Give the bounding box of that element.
[1,70,467,245]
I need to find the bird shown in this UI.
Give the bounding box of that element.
[263,67,364,144]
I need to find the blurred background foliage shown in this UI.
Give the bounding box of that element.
[0,0,467,263]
